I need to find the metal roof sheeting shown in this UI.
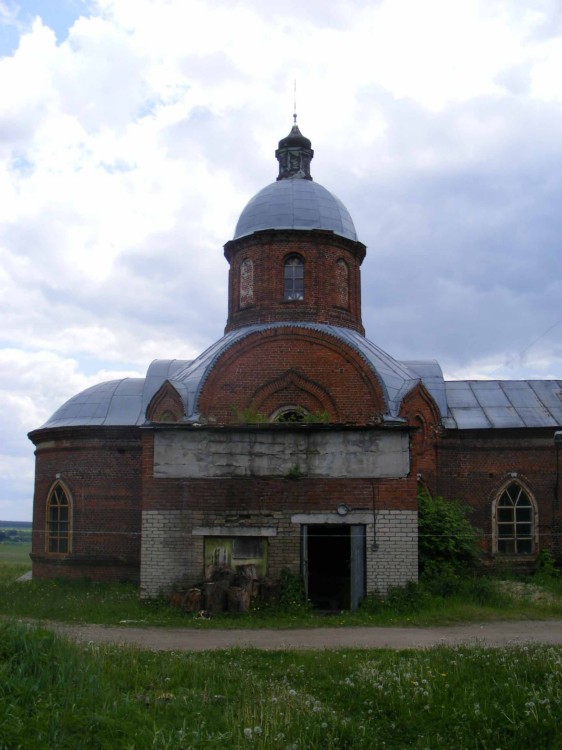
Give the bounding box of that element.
[40,325,419,428]
[233,179,358,241]
[443,380,562,430]
[39,330,562,433]
[42,378,146,428]
[401,360,448,418]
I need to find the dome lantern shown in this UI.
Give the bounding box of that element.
[275,120,314,181]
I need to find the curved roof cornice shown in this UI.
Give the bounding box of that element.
[34,328,449,431]
[171,323,421,422]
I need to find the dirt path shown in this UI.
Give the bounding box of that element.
[44,619,562,651]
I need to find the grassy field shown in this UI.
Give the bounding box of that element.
[3,553,562,748]
[0,542,31,565]
[2,619,562,749]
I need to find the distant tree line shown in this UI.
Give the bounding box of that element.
[0,528,32,544]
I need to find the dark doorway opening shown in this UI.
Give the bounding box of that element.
[306,525,351,610]
[304,524,366,611]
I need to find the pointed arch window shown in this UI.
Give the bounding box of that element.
[46,483,71,554]
[284,255,304,301]
[495,482,535,555]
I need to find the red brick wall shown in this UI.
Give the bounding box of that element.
[141,475,418,514]
[435,429,561,558]
[141,430,418,514]
[198,326,386,424]
[29,427,142,581]
[223,229,366,334]
[399,383,441,488]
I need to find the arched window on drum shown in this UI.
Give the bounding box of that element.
[284,255,304,301]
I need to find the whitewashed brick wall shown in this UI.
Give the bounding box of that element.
[367,510,418,593]
[140,511,202,598]
[141,508,418,600]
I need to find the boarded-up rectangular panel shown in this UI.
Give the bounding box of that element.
[153,429,409,479]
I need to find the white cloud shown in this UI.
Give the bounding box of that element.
[1,0,562,519]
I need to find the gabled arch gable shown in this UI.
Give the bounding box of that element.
[197,327,387,425]
[251,368,339,420]
[146,380,184,423]
[398,381,442,429]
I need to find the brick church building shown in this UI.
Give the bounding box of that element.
[29,121,562,609]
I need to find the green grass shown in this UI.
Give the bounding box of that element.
[0,542,31,567]
[2,553,562,628]
[0,544,562,628]
[2,619,562,749]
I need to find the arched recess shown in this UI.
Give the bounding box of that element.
[240,258,254,308]
[146,381,184,423]
[398,382,441,484]
[46,480,72,555]
[412,413,427,458]
[334,258,349,309]
[492,478,538,556]
[252,369,338,421]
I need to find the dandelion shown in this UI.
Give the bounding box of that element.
[244,728,253,740]
[321,723,328,729]
[155,692,174,702]
[254,726,262,736]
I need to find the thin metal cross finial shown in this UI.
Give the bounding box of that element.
[293,79,297,124]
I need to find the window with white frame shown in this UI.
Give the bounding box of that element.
[495,482,535,555]
[284,255,304,300]
[46,482,71,554]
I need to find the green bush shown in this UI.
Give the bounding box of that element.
[421,561,463,597]
[535,548,560,579]
[278,568,310,611]
[360,581,428,614]
[420,561,497,602]
[418,488,482,575]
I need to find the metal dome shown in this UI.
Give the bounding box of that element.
[233,178,358,241]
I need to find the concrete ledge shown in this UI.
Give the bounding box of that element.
[192,526,277,536]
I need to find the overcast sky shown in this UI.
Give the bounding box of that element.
[1,0,562,521]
